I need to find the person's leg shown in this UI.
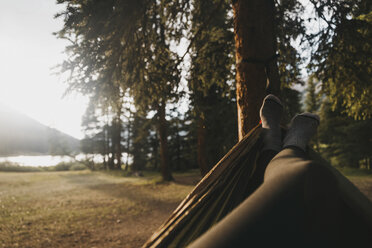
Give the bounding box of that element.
[259,94,282,153]
[266,112,340,244]
[188,153,309,247]
[189,148,336,248]
[264,147,340,246]
[189,112,340,248]
[251,94,283,187]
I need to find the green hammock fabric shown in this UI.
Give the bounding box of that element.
[142,125,372,248]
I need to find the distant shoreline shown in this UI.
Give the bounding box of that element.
[0,154,77,167]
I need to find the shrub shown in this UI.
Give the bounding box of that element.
[0,161,43,172]
[69,163,87,171]
[53,162,72,171]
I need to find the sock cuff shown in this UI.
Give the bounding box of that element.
[263,94,283,107]
[297,113,320,124]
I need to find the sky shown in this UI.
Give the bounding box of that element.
[0,0,88,139]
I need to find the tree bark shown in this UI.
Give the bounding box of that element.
[158,101,174,181]
[153,136,159,170]
[113,106,122,170]
[108,126,115,170]
[197,115,209,176]
[114,122,122,170]
[175,118,181,171]
[124,115,131,171]
[233,0,281,140]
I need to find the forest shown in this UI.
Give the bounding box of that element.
[1,1,372,247]
[54,0,371,180]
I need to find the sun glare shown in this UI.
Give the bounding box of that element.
[0,0,88,139]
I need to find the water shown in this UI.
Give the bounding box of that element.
[0,155,77,167]
[0,153,130,167]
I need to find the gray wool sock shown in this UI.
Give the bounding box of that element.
[283,113,320,152]
[260,94,283,152]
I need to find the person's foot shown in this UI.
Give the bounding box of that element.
[260,94,283,152]
[283,113,320,152]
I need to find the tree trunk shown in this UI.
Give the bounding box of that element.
[175,118,181,171]
[108,153,114,170]
[115,139,121,169]
[102,154,107,170]
[103,130,108,170]
[233,0,281,140]
[108,125,115,170]
[124,112,131,171]
[157,101,173,181]
[113,110,122,170]
[105,111,110,170]
[153,138,159,170]
[197,115,209,176]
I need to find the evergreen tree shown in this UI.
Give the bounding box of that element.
[168,110,195,171]
[188,0,237,175]
[318,99,372,169]
[232,0,306,137]
[308,0,372,119]
[55,0,371,177]
[55,0,187,180]
[130,112,151,172]
[281,87,302,124]
[304,76,321,113]
[303,76,322,151]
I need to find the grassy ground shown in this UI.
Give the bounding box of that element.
[0,169,371,248]
[0,170,201,248]
[338,167,372,201]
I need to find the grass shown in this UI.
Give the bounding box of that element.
[336,167,372,202]
[336,166,372,178]
[0,161,88,172]
[0,170,201,248]
[1,167,371,248]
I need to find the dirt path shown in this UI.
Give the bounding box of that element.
[0,171,199,248]
[0,171,371,248]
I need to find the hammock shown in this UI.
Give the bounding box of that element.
[143,125,372,248]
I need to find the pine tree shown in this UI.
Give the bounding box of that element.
[55,0,186,180]
[188,0,237,175]
[303,76,321,152]
[304,76,321,113]
[232,0,280,138]
[232,0,306,137]
[318,99,372,169]
[308,0,372,119]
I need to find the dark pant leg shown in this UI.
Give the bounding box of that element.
[188,148,340,248]
[264,147,341,245]
[244,149,278,197]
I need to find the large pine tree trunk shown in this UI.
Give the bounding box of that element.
[158,101,174,181]
[233,0,281,140]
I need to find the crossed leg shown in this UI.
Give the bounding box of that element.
[188,147,340,248]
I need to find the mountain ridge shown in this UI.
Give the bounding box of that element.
[0,103,80,156]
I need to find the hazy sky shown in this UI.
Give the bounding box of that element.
[0,0,88,139]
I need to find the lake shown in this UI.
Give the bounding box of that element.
[0,153,130,167]
[0,155,78,167]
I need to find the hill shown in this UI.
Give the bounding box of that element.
[0,103,80,156]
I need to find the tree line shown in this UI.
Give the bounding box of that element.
[55,0,371,180]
